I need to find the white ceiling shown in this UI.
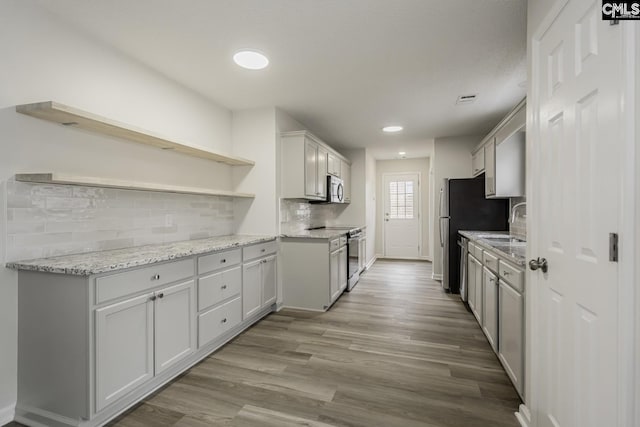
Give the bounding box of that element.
[35,0,527,158]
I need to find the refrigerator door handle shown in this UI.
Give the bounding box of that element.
[438,188,444,217]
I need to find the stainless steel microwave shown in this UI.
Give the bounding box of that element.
[327,175,344,203]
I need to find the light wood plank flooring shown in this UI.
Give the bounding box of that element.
[11,259,522,427]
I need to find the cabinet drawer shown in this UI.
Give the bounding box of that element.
[339,236,347,247]
[198,248,241,275]
[95,259,194,305]
[474,244,484,260]
[499,260,524,293]
[243,240,277,261]
[468,241,476,253]
[329,238,340,251]
[198,266,241,311]
[482,250,499,273]
[198,296,241,348]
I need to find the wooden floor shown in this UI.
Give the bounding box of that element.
[12,259,522,427]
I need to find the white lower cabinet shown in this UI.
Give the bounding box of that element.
[467,254,477,313]
[95,293,154,412]
[482,267,498,352]
[499,280,524,397]
[95,279,195,411]
[242,252,277,320]
[15,238,279,427]
[330,246,347,301]
[473,256,483,324]
[154,280,196,374]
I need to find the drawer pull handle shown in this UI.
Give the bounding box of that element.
[221,285,227,290]
[221,259,226,263]
[151,274,160,281]
[150,295,157,301]
[222,318,227,323]
[503,271,510,276]
[157,293,164,299]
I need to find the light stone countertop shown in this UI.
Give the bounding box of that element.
[6,234,277,276]
[459,230,526,267]
[280,229,348,240]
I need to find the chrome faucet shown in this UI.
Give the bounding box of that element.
[510,202,527,223]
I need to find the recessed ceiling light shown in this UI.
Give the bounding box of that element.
[398,151,406,155]
[382,126,403,133]
[233,50,269,70]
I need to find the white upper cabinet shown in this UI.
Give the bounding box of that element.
[482,100,526,198]
[341,160,351,203]
[472,147,485,177]
[328,153,341,177]
[281,131,351,201]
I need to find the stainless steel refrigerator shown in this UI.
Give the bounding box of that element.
[439,176,508,295]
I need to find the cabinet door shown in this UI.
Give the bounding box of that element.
[474,257,483,324]
[328,153,341,177]
[499,281,524,396]
[467,254,476,314]
[338,247,348,292]
[484,139,496,196]
[243,259,262,319]
[95,294,154,412]
[316,145,328,198]
[304,139,318,198]
[330,249,340,301]
[482,267,498,352]
[472,149,485,176]
[154,280,196,374]
[342,161,351,202]
[261,255,277,307]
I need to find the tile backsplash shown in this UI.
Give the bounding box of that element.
[279,199,344,235]
[6,179,234,261]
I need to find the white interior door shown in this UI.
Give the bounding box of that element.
[530,2,623,426]
[383,173,420,258]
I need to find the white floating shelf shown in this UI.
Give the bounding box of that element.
[15,173,255,199]
[16,101,255,167]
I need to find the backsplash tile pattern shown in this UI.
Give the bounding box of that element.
[6,179,234,261]
[279,199,344,235]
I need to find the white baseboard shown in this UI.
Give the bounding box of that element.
[432,273,443,281]
[365,256,378,270]
[515,404,531,427]
[0,403,15,425]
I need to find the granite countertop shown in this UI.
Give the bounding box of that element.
[280,229,348,240]
[459,230,526,267]
[6,235,277,276]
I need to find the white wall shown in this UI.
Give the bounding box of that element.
[431,136,481,279]
[0,2,236,421]
[375,158,431,260]
[232,108,278,235]
[365,150,377,266]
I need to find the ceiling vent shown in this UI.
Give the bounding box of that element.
[456,94,477,105]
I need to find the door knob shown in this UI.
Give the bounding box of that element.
[529,257,548,273]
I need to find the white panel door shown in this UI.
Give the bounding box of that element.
[95,294,154,412]
[261,255,277,307]
[242,259,262,319]
[154,280,196,374]
[383,173,421,258]
[530,2,622,426]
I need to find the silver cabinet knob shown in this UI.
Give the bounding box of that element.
[221,259,226,263]
[221,285,227,290]
[151,274,160,281]
[221,318,227,323]
[529,257,548,273]
[157,293,164,299]
[150,295,157,301]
